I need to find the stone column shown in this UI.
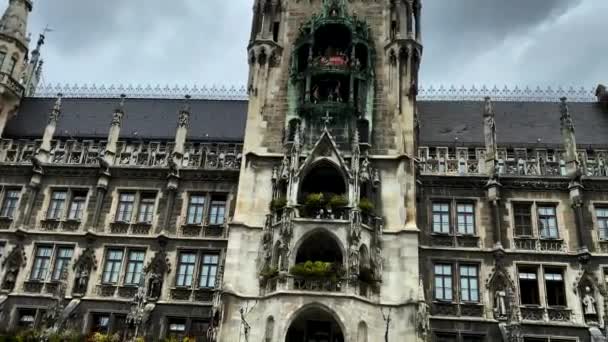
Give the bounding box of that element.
[483,97,497,174]
[164,96,190,233]
[560,98,590,253]
[92,95,126,228]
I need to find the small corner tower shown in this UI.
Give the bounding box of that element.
[0,0,33,136]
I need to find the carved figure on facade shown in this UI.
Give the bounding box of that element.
[486,265,517,321]
[1,245,26,292]
[143,250,171,300]
[167,154,180,179]
[417,280,430,340]
[206,290,223,342]
[360,156,370,183]
[72,248,97,295]
[583,286,597,316]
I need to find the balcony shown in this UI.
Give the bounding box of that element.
[431,302,484,318]
[109,221,153,236]
[0,72,24,99]
[513,237,566,253]
[429,233,481,248]
[169,287,216,302]
[519,306,572,323]
[180,221,227,239]
[40,219,82,232]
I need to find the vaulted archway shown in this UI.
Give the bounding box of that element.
[285,306,345,342]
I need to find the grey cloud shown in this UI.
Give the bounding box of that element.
[3,0,604,88]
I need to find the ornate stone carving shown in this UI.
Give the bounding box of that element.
[143,250,171,300]
[72,248,98,296]
[1,245,26,292]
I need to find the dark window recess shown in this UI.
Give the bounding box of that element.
[190,319,210,339]
[17,309,37,329]
[435,333,458,342]
[518,267,540,305]
[167,317,187,339]
[545,269,566,307]
[514,203,533,236]
[463,336,485,342]
[523,339,548,342]
[91,313,110,333]
[272,22,280,42]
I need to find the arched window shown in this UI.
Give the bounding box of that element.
[286,306,344,342]
[265,316,275,342]
[299,161,347,202]
[296,230,343,264]
[358,245,370,270]
[357,321,368,342]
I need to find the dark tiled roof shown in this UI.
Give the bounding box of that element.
[4,97,248,141]
[5,97,607,147]
[418,101,608,147]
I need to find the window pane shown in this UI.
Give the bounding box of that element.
[68,193,87,220]
[1,190,19,218]
[176,252,196,287]
[199,254,219,288]
[102,249,124,284]
[125,250,145,285]
[117,193,135,222]
[187,195,205,225]
[48,191,67,219]
[513,203,532,236]
[52,247,73,281]
[31,246,53,280]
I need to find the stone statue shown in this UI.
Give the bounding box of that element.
[583,286,597,315]
[494,289,507,318]
[280,156,290,179]
[147,273,162,299]
[360,158,370,182]
[74,268,89,295]
[349,244,359,276]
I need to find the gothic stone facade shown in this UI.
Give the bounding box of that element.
[0,0,607,342]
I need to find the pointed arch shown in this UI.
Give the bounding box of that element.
[293,228,345,265]
[298,159,348,203]
[283,303,347,342]
[357,321,368,342]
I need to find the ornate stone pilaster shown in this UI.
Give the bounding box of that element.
[36,93,62,162]
[560,97,579,177]
[483,96,497,174]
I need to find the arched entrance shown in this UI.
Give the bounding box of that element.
[286,306,344,342]
[295,230,343,264]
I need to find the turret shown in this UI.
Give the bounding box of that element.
[0,0,33,137]
[22,32,44,96]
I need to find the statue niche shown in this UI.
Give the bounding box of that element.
[1,245,26,292]
[72,248,98,296]
[144,251,171,300]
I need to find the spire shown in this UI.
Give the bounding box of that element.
[483,97,498,174]
[0,0,33,46]
[23,33,45,96]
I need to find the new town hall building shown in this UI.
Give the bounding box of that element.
[0,0,607,341]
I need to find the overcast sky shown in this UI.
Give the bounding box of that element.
[11,0,606,88]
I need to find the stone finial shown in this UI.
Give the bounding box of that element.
[560,97,575,133]
[47,93,62,123]
[177,95,191,128]
[483,96,493,117]
[112,94,126,126]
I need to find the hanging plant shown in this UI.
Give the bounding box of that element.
[270,197,287,211]
[359,197,374,213]
[304,193,325,207]
[329,194,349,208]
